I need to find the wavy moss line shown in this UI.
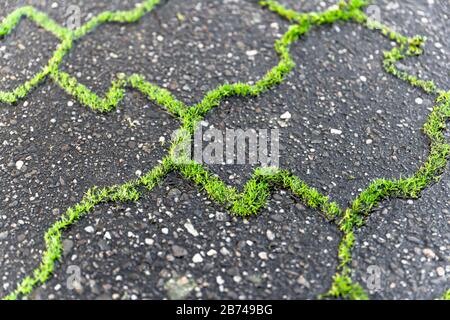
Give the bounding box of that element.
[2,0,352,299]
[0,0,161,104]
[1,0,449,300]
[176,162,343,220]
[3,158,173,300]
[0,0,299,299]
[328,91,450,300]
[0,0,367,118]
[261,0,450,300]
[3,153,344,300]
[1,0,355,299]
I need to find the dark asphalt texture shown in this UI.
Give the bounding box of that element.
[0,0,448,299]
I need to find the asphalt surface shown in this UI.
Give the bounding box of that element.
[0,0,448,299]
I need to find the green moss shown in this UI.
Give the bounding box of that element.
[261,0,449,300]
[1,0,449,300]
[443,289,450,300]
[323,271,368,300]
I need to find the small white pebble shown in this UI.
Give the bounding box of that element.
[330,128,342,135]
[184,221,199,237]
[15,160,24,170]
[220,247,231,256]
[436,267,445,277]
[360,75,367,82]
[423,248,436,259]
[84,226,94,233]
[280,111,291,120]
[270,22,279,29]
[415,97,423,105]
[258,252,268,260]
[216,276,225,285]
[192,253,203,263]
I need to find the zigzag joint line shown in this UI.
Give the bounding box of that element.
[0,0,448,300]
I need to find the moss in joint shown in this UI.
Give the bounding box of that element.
[1,0,449,300]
